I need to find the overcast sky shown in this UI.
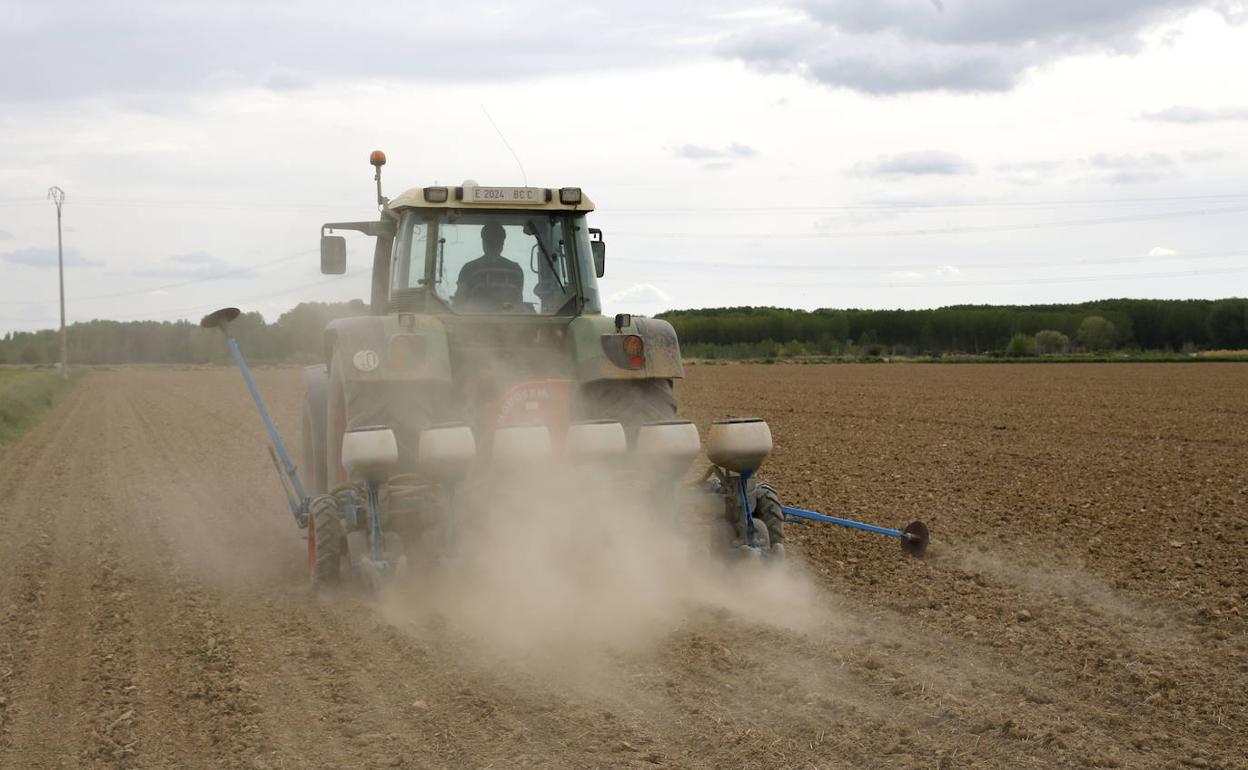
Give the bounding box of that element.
[2,0,1247,332]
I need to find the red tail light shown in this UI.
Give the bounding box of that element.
[388,334,424,368]
[623,335,644,369]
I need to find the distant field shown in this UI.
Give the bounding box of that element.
[0,367,78,442]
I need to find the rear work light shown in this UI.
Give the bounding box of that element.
[388,334,425,369]
[623,335,644,369]
[423,186,449,203]
[559,187,583,205]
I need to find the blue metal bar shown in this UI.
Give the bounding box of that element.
[266,445,301,515]
[782,506,909,540]
[366,481,384,562]
[738,471,756,547]
[225,335,306,510]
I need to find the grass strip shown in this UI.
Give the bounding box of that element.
[0,368,81,443]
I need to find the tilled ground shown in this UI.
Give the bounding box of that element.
[0,364,1243,769]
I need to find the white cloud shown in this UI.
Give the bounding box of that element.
[1,246,102,268]
[1143,105,1248,122]
[935,265,961,277]
[853,151,974,178]
[608,283,672,305]
[719,0,1242,94]
[1082,152,1180,184]
[672,142,758,160]
[1148,247,1179,256]
[0,2,740,104]
[132,251,257,279]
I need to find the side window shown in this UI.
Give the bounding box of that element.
[399,222,429,289]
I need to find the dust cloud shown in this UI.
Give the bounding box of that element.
[376,459,825,674]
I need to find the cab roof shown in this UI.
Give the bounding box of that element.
[388,184,595,213]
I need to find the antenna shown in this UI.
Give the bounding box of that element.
[480,104,528,187]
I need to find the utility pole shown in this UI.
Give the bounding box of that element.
[47,186,68,381]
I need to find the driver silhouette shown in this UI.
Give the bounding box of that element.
[453,223,525,311]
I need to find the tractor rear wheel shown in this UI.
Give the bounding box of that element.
[577,378,677,445]
[307,494,343,588]
[754,484,785,551]
[301,365,328,495]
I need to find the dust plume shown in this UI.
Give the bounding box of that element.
[377,459,824,672]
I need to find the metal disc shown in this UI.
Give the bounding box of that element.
[200,307,240,329]
[901,521,929,558]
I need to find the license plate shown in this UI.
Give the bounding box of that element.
[463,186,546,204]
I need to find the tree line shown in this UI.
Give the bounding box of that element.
[0,301,367,366]
[659,298,1248,357]
[2,297,1244,365]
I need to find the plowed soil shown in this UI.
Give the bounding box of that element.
[0,364,1244,769]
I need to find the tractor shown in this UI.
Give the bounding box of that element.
[203,151,927,591]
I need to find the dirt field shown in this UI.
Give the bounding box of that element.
[0,363,1244,769]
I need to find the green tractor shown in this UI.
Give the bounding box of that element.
[204,152,923,592]
[204,152,928,591]
[298,151,742,587]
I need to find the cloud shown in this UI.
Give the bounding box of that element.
[1083,152,1178,184]
[718,1,1238,94]
[996,159,1068,185]
[608,283,672,305]
[0,3,731,104]
[672,142,758,160]
[1142,105,1248,123]
[853,150,974,178]
[889,265,960,282]
[1148,246,1179,257]
[1,246,101,268]
[0,230,12,241]
[132,251,257,279]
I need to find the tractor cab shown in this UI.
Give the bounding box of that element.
[389,187,604,318]
[319,152,605,323]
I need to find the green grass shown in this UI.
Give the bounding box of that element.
[0,367,80,443]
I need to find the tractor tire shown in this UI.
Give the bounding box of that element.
[576,378,677,446]
[301,366,328,495]
[754,483,785,549]
[307,494,343,588]
[749,516,770,550]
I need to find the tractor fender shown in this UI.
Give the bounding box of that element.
[568,315,685,382]
[323,314,452,384]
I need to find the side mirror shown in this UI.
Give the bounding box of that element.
[320,235,347,275]
[589,228,605,278]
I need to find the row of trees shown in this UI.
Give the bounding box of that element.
[2,297,1244,365]
[0,301,366,365]
[660,298,1248,356]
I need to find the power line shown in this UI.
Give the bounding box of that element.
[0,252,308,305]
[604,192,1248,215]
[613,205,1248,239]
[619,248,1247,273]
[686,265,1248,290]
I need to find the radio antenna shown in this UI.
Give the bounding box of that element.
[480,104,529,187]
